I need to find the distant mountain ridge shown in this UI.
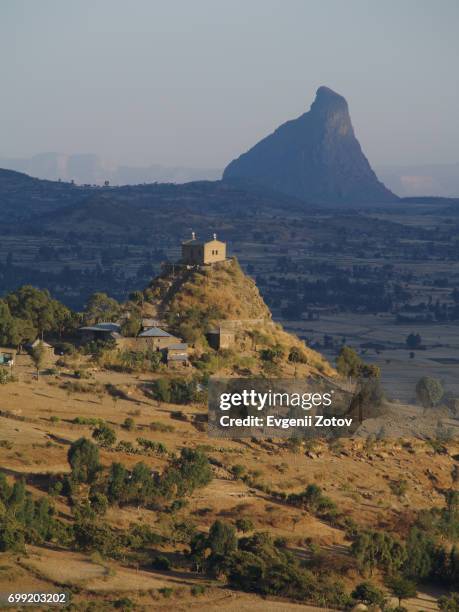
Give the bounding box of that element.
[223,86,397,205]
[0,152,221,186]
[376,162,459,198]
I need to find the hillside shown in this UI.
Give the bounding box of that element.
[224,86,397,205]
[0,351,456,611]
[143,257,333,377]
[0,260,457,611]
[0,168,91,222]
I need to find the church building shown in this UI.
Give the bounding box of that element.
[181,232,226,265]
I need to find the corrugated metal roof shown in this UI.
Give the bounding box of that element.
[138,327,173,338]
[167,343,188,350]
[80,322,120,332]
[168,353,188,361]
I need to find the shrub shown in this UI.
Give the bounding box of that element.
[288,346,308,364]
[190,585,206,596]
[74,369,91,379]
[260,345,285,363]
[439,592,459,611]
[149,421,174,433]
[390,479,408,498]
[236,518,254,533]
[90,492,108,516]
[0,368,14,385]
[152,555,171,571]
[113,598,134,610]
[123,417,135,431]
[231,464,246,479]
[92,424,117,448]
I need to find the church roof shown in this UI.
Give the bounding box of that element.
[182,232,224,246]
[182,238,204,246]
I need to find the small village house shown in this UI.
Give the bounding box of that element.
[164,342,189,367]
[136,327,180,350]
[79,322,121,343]
[206,327,235,350]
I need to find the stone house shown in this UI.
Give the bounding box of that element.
[135,327,180,350]
[206,327,235,350]
[164,342,189,367]
[79,322,121,342]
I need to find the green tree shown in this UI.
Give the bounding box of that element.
[120,315,142,338]
[302,484,324,512]
[9,479,26,515]
[9,318,37,351]
[351,530,406,576]
[73,520,119,555]
[0,300,15,345]
[161,448,213,498]
[0,516,25,552]
[84,292,120,324]
[6,285,72,335]
[208,520,237,556]
[415,376,444,410]
[336,346,362,378]
[151,378,171,403]
[67,438,101,484]
[352,581,386,607]
[107,462,128,503]
[386,575,417,607]
[127,462,156,507]
[403,528,435,580]
[30,341,47,379]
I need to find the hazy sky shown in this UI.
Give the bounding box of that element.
[1,0,458,168]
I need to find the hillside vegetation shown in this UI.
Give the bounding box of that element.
[146,258,270,322]
[143,258,332,377]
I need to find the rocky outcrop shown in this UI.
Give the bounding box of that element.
[223,86,397,205]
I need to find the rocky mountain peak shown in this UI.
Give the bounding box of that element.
[223,86,397,205]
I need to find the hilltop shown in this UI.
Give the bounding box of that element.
[142,257,333,377]
[224,86,397,205]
